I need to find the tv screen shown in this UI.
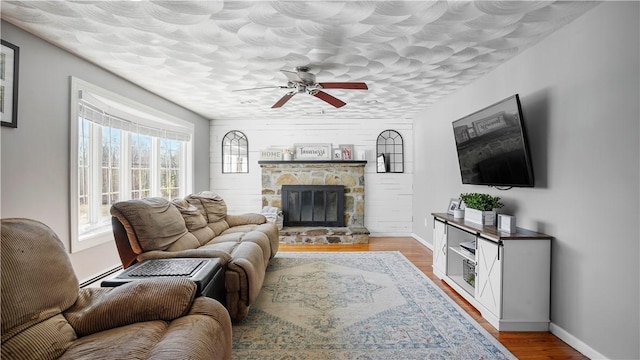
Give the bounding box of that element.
[452,94,534,187]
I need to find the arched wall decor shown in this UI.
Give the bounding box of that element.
[222,130,248,173]
[376,129,404,173]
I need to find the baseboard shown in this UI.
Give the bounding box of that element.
[79,265,122,288]
[550,322,608,359]
[369,232,413,238]
[410,233,433,250]
[366,233,432,250]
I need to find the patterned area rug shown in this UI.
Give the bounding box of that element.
[232,252,516,359]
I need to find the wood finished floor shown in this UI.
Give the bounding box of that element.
[279,237,588,360]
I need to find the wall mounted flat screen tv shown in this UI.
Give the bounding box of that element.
[452,94,534,187]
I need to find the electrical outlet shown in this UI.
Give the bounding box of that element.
[424,217,428,227]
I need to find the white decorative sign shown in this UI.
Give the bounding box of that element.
[260,148,283,160]
[294,143,332,160]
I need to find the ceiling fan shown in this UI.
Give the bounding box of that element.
[233,66,368,108]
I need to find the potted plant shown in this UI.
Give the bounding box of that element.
[459,193,504,225]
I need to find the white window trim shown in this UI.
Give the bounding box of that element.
[70,77,194,253]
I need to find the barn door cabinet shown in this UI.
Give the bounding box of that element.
[432,213,552,331]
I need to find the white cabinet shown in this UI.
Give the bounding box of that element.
[432,219,447,278]
[431,213,551,331]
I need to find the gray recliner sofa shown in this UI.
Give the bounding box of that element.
[110,191,279,321]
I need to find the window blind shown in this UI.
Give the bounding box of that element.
[78,92,192,142]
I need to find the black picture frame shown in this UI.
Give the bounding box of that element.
[1,39,19,128]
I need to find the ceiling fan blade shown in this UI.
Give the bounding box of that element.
[311,90,346,108]
[272,92,296,108]
[318,82,368,90]
[232,85,288,92]
[281,70,302,83]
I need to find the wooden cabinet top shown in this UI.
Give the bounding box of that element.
[432,212,552,241]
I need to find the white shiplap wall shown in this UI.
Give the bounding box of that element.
[209,117,413,235]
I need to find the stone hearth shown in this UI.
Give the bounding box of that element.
[279,226,370,244]
[259,160,369,244]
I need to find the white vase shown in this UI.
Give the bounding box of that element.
[464,208,496,226]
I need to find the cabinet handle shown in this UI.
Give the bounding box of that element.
[497,240,503,261]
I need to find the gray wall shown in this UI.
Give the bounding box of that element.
[413,3,639,359]
[0,22,211,281]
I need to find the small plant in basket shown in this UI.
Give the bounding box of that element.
[459,193,504,225]
[459,193,504,211]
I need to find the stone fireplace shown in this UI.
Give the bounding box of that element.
[259,160,369,244]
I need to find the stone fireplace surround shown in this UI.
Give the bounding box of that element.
[259,160,369,244]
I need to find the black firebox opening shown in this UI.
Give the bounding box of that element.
[281,185,345,227]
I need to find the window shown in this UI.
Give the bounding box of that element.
[376,129,404,173]
[70,78,193,253]
[222,130,248,173]
[130,133,152,199]
[160,138,182,198]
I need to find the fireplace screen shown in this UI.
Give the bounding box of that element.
[281,185,344,227]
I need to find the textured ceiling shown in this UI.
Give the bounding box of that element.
[1,1,597,120]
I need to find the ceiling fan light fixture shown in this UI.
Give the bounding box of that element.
[234,66,368,109]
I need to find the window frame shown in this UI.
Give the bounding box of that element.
[376,129,404,173]
[70,77,194,253]
[222,130,249,174]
